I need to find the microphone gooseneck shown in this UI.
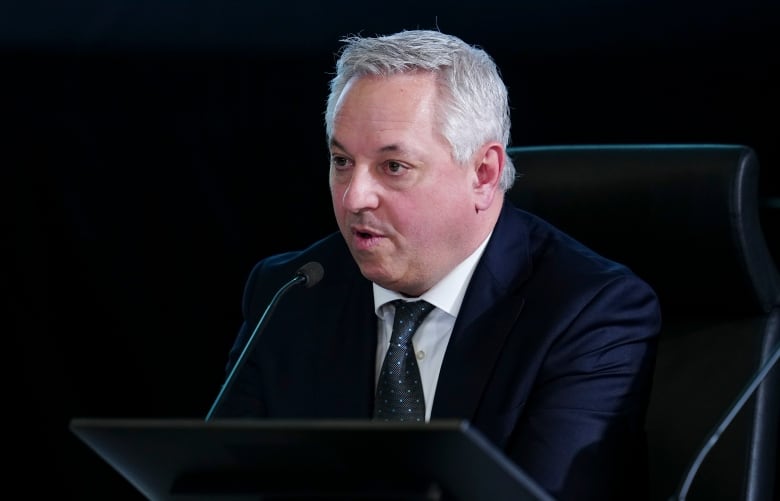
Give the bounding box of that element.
[205,261,325,421]
[670,337,780,501]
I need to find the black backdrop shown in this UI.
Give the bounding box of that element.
[5,1,779,498]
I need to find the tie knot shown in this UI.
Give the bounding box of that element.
[390,300,434,344]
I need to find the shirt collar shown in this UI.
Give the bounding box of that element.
[373,231,493,318]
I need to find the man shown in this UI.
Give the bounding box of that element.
[214,29,661,501]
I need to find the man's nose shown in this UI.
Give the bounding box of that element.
[342,167,380,212]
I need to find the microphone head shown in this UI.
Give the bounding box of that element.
[296,261,325,288]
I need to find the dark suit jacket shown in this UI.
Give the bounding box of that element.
[217,198,662,501]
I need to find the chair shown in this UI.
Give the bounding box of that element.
[505,144,780,501]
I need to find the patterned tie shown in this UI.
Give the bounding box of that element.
[374,299,435,422]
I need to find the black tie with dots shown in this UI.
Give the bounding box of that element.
[374,299,434,422]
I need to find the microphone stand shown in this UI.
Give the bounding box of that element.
[205,271,309,421]
[670,336,780,500]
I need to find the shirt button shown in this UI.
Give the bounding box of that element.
[416,350,425,360]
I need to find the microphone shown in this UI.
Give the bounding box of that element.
[669,337,780,500]
[205,261,325,421]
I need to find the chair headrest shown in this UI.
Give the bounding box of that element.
[506,144,780,316]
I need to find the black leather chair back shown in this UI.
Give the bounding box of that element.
[506,144,780,501]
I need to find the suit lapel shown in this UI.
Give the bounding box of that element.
[432,202,532,419]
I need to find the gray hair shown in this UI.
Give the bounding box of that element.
[324,29,516,191]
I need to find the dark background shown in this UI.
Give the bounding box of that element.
[5,0,778,498]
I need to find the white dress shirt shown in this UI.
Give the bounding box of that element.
[373,233,491,421]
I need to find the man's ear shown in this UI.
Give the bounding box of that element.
[473,143,505,211]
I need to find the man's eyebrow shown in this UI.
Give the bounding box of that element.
[378,144,402,153]
[329,138,406,155]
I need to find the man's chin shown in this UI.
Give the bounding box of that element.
[355,260,393,287]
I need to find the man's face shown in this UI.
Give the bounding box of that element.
[329,72,482,296]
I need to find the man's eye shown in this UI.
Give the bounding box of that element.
[331,156,350,168]
[387,161,405,174]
